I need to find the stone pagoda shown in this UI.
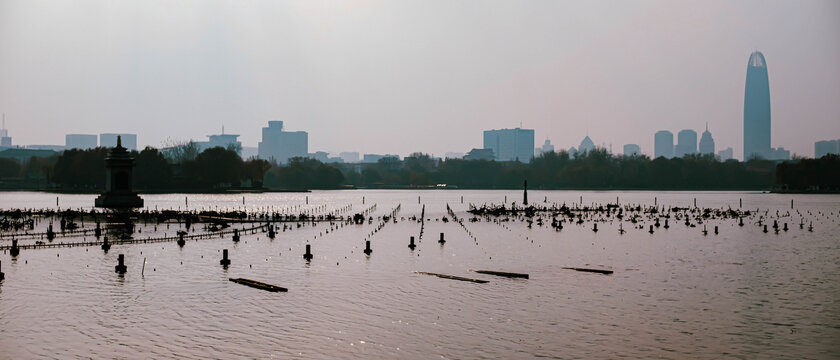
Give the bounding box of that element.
[95,136,144,208]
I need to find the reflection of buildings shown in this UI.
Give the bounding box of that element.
[675,130,697,158]
[258,121,308,164]
[483,128,535,163]
[66,134,97,150]
[815,139,840,158]
[101,133,137,151]
[744,51,771,160]
[654,130,674,159]
[623,144,641,156]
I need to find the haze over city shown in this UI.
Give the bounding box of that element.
[1,0,838,159]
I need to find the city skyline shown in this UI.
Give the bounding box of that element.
[1,1,838,159]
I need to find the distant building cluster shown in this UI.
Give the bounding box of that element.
[0,52,834,166]
[814,139,839,158]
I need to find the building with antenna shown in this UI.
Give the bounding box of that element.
[0,114,11,148]
[699,124,715,155]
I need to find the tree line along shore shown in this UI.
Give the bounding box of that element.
[0,146,838,193]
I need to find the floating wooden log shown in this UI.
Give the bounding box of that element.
[415,271,488,283]
[562,267,613,275]
[473,270,529,279]
[229,278,288,292]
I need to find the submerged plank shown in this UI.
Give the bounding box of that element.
[415,271,489,283]
[229,278,288,292]
[473,270,529,279]
[562,267,613,275]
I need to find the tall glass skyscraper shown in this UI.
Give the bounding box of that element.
[744,51,771,160]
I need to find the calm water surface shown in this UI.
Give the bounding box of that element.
[0,190,839,359]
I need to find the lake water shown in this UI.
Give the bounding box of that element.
[1,190,839,359]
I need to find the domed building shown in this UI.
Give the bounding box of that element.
[699,124,715,155]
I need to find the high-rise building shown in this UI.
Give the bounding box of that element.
[483,128,535,163]
[654,131,674,159]
[744,51,771,160]
[623,144,641,156]
[196,133,241,154]
[675,129,697,158]
[65,134,97,150]
[258,121,308,164]
[362,154,399,163]
[0,113,11,148]
[100,134,137,151]
[339,152,360,163]
[698,125,715,155]
[768,147,790,161]
[444,152,465,159]
[464,148,494,161]
[535,139,555,157]
[815,139,840,158]
[717,147,734,161]
[578,136,595,154]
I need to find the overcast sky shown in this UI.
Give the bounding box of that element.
[1,0,838,159]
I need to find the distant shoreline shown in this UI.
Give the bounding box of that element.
[0,187,795,194]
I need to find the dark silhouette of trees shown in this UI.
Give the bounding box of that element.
[23,144,796,192]
[0,158,20,178]
[135,147,172,190]
[244,158,271,188]
[776,154,840,191]
[185,147,244,189]
[52,148,109,189]
[267,157,344,190]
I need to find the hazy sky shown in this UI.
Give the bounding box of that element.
[1,0,838,159]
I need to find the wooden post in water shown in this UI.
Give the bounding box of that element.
[220,249,231,266]
[1,260,4,281]
[304,244,313,261]
[115,254,127,274]
[523,180,528,205]
[439,232,445,244]
[10,239,19,257]
[364,240,372,255]
[409,236,416,249]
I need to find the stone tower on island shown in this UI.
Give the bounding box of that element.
[95,136,144,208]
